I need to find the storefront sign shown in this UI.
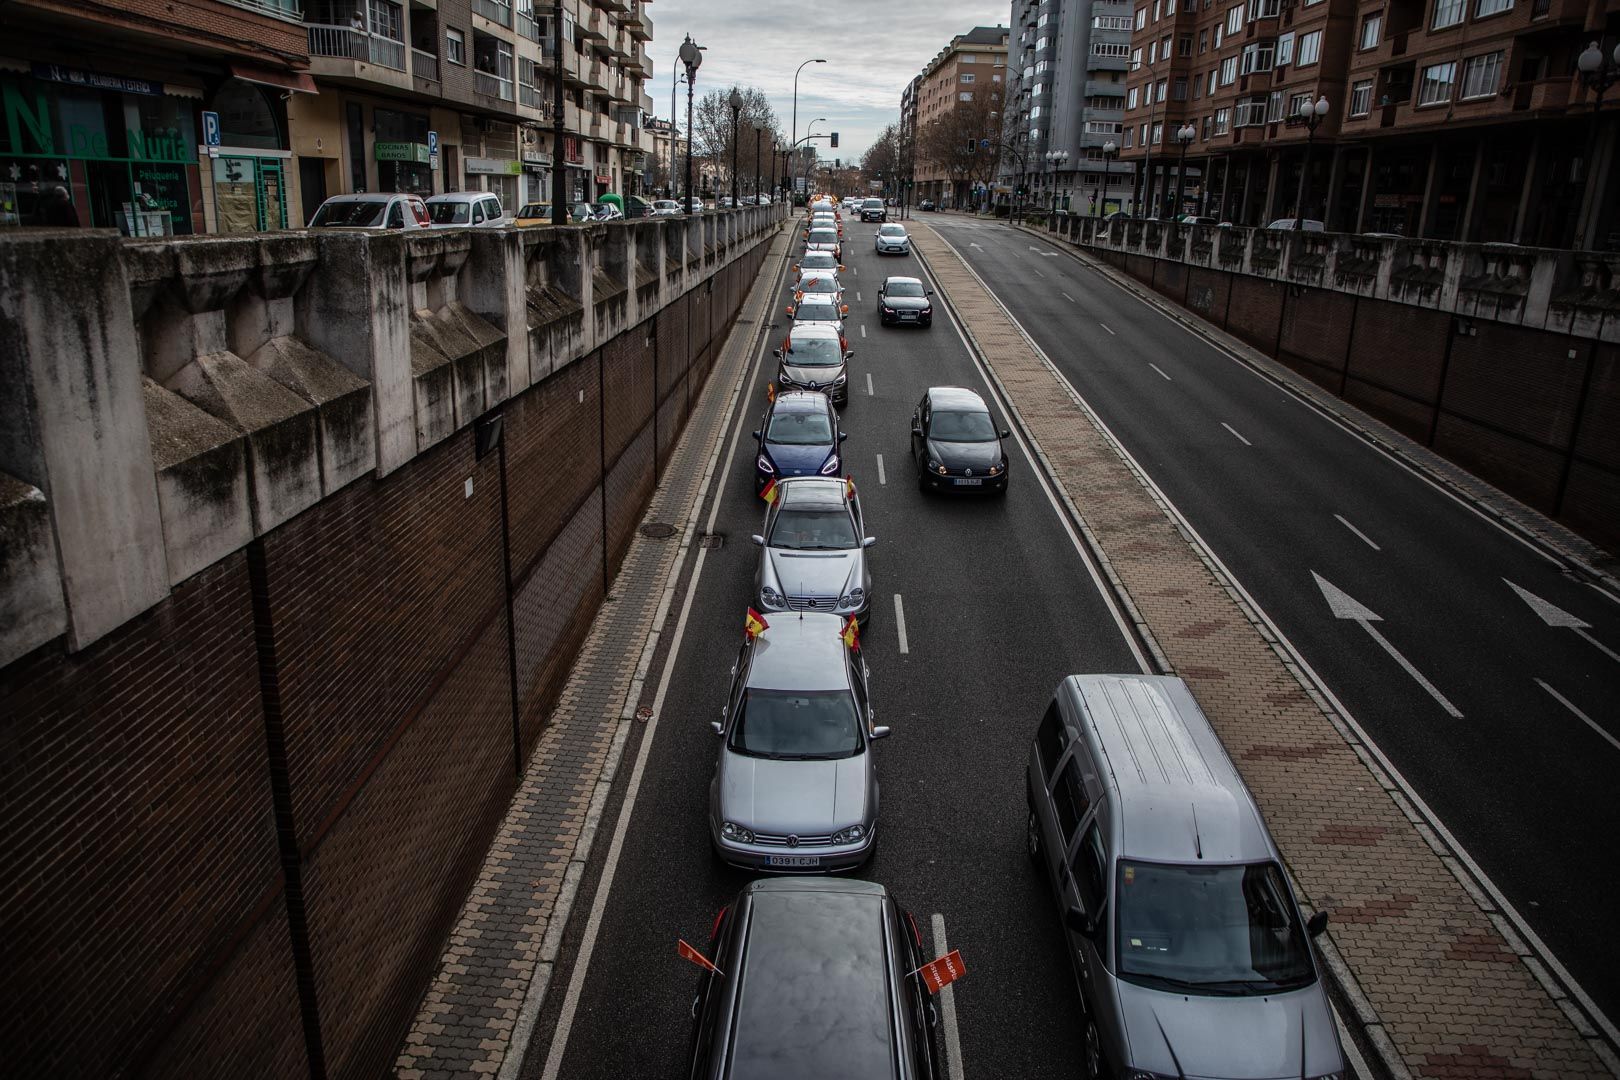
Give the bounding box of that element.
[594,174,611,185]
[466,156,520,175]
[522,150,553,166]
[374,141,430,163]
[3,82,192,162]
[31,62,160,97]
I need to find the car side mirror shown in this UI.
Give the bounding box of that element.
[911,426,924,438]
[862,536,877,548]
[711,720,724,736]
[772,348,784,359]
[838,264,846,272]
[927,289,935,295]
[843,349,855,360]
[750,534,765,546]
[751,430,761,439]
[1306,911,1329,938]
[838,431,848,442]
[870,725,892,739]
[1065,906,1097,939]
[841,305,849,315]
[1000,429,1011,439]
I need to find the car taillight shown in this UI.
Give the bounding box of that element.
[711,905,729,942]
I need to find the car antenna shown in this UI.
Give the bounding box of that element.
[1191,803,1203,859]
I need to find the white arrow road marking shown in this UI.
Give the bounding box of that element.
[931,914,966,1080]
[1149,363,1173,381]
[1313,572,1463,718]
[968,241,983,250]
[1536,679,1620,753]
[1334,514,1381,551]
[1506,580,1619,663]
[1221,422,1252,446]
[876,454,886,485]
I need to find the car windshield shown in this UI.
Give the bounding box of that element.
[795,305,840,327]
[801,255,837,270]
[879,225,906,236]
[780,338,842,367]
[311,200,387,227]
[866,200,884,208]
[800,278,837,294]
[930,409,997,441]
[766,408,835,444]
[1117,860,1316,995]
[886,280,924,297]
[768,507,857,550]
[428,202,472,224]
[808,230,837,242]
[730,689,861,759]
[655,200,678,209]
[517,204,547,217]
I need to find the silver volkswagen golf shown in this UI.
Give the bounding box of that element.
[751,477,875,623]
[709,611,887,872]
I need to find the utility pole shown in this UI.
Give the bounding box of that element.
[550,0,565,225]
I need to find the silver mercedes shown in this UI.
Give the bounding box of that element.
[751,476,873,620]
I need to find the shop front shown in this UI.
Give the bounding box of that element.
[465,155,518,211]
[207,75,302,233]
[520,149,551,205]
[376,140,432,195]
[0,62,202,233]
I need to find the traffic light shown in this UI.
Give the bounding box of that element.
[830,132,839,148]
[835,158,841,169]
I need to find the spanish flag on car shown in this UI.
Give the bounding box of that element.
[845,476,856,500]
[745,608,769,640]
[840,614,860,652]
[766,381,776,403]
[760,478,779,504]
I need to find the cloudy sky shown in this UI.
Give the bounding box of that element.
[645,0,1012,163]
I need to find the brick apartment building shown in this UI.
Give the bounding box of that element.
[1118,0,1620,247]
[912,26,1010,205]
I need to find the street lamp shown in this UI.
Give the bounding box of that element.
[1173,123,1196,221]
[1134,58,1159,217]
[1292,95,1330,231]
[1576,41,1620,247]
[1044,149,1070,215]
[679,35,703,214]
[729,86,743,207]
[791,58,828,194]
[753,120,765,201]
[802,118,826,196]
[1098,140,1118,219]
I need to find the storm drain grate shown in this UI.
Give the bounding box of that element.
[699,533,725,550]
[639,522,677,539]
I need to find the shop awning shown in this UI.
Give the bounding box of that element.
[229,63,318,95]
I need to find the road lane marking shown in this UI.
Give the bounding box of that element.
[1061,292,1076,303]
[856,291,862,301]
[893,593,910,654]
[1536,679,1620,753]
[1148,363,1173,382]
[1099,322,1115,335]
[1313,572,1463,718]
[1221,422,1252,446]
[866,371,874,395]
[876,454,886,485]
[931,914,966,1080]
[1335,514,1382,551]
[860,324,867,338]
[1032,267,1045,278]
[1507,580,1619,664]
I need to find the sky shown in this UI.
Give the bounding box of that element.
[644,0,1011,165]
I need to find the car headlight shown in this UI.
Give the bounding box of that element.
[757,455,775,474]
[833,373,847,386]
[777,369,794,387]
[720,821,755,844]
[831,824,866,845]
[837,588,864,611]
[919,306,931,314]
[820,456,840,475]
[932,462,947,475]
[760,586,784,607]
[987,463,1001,475]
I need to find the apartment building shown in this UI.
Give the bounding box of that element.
[1119,0,1617,246]
[1000,0,1136,214]
[912,26,1010,205]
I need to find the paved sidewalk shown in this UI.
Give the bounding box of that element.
[912,223,1614,1080]
[394,224,790,1079]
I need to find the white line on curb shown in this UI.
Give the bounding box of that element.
[1536,679,1620,753]
[1222,422,1252,446]
[876,454,886,485]
[1335,513,1382,551]
[893,593,910,654]
[932,914,965,1080]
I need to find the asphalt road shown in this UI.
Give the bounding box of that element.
[922,214,1620,1030]
[519,214,1146,1080]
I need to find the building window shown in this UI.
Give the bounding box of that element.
[1148,41,1158,63]
[1288,91,1311,115]
[1418,60,1457,103]
[961,73,976,83]
[961,53,978,63]
[1275,31,1294,65]
[1219,56,1238,84]
[1235,97,1267,126]
[1296,30,1322,66]
[1158,77,1168,101]
[1095,42,1130,57]
[1267,89,1284,120]
[447,27,465,64]
[1125,129,1135,148]
[1226,5,1244,34]
[1128,86,1140,109]
[959,91,974,101]
[1241,41,1275,74]
[1199,29,1208,53]
[1460,51,1503,98]
[1193,75,1202,99]
[1037,36,1049,50]
[1144,81,1155,105]
[1214,26,1223,48]
[1431,0,1464,28]
[1360,14,1381,50]
[1033,82,1046,95]
[1475,0,1512,14]
[1213,108,1229,134]
[1151,120,1163,143]
[1179,34,1193,57]
[1085,120,1124,134]
[1302,0,1323,6]
[1208,69,1218,95]
[1349,79,1372,115]
[1135,6,1148,29]
[1173,77,1188,99]
[1095,15,1134,30]
[1248,0,1280,17]
[1038,12,1049,25]
[1154,0,1163,19]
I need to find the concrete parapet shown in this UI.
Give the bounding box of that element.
[0,470,64,667]
[142,378,252,586]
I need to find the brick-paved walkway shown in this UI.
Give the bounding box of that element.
[395,224,791,1079]
[912,223,1615,1080]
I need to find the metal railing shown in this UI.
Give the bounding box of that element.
[519,81,542,108]
[307,24,406,71]
[517,9,540,41]
[475,69,514,100]
[411,49,439,82]
[473,0,511,26]
[221,0,302,18]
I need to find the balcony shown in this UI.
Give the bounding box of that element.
[625,3,652,40]
[516,7,539,41]
[223,0,303,17]
[411,49,438,82]
[519,80,545,110]
[1511,77,1573,113]
[473,0,511,27]
[476,69,514,100]
[307,24,406,71]
[580,8,607,40]
[584,57,610,93]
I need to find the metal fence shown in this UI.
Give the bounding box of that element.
[412,49,439,82]
[307,24,406,70]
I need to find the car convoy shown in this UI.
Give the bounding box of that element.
[687,194,1349,1080]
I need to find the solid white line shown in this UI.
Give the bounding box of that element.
[1061,292,1076,303]
[1148,363,1173,382]
[876,453,887,485]
[893,593,910,654]
[1357,619,1464,719]
[534,282,776,1080]
[928,227,1620,1052]
[1536,678,1620,753]
[1222,422,1252,446]
[1576,627,1620,665]
[1334,513,1382,551]
[931,913,966,1080]
[1032,267,1045,278]
[1099,322,1115,335]
[865,371,874,395]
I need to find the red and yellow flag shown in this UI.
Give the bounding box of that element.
[760,478,779,504]
[745,607,770,639]
[840,614,860,652]
[845,476,856,500]
[766,381,777,403]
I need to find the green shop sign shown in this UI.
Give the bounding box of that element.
[3,82,192,163]
[374,141,430,163]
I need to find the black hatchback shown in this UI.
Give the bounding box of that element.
[689,879,941,1080]
[911,387,1010,495]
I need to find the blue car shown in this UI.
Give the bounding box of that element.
[753,391,845,493]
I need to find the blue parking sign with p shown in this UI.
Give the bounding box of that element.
[427,130,439,154]
[202,111,221,147]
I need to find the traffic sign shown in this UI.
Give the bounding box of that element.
[427,129,439,154]
[202,110,221,147]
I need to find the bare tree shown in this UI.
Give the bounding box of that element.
[693,87,782,193]
[915,86,1003,204]
[860,123,903,183]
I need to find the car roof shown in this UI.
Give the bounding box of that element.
[926,386,988,411]
[1062,675,1273,863]
[746,612,850,691]
[321,192,416,205]
[885,276,923,286]
[427,191,497,203]
[776,476,850,510]
[771,388,834,410]
[789,322,841,340]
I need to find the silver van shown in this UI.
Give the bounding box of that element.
[1026,675,1345,1080]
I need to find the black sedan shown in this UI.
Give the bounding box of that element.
[877,277,933,327]
[910,386,1009,495]
[918,200,936,212]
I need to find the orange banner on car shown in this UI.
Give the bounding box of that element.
[678,938,724,976]
[745,607,770,639]
[915,949,966,995]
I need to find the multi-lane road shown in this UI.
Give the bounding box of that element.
[515,209,1619,1079]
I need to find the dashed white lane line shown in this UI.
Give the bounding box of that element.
[1099,322,1115,335]
[1061,292,1076,303]
[860,324,867,338]
[856,291,862,301]
[1032,267,1045,278]
[1536,679,1620,753]
[1334,513,1382,551]
[1222,422,1252,446]
[1148,363,1173,381]
[876,454,887,485]
[931,914,965,1080]
[893,593,910,654]
[866,371,874,395]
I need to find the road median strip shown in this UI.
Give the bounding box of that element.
[911,221,1615,1080]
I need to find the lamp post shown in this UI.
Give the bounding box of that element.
[1044,149,1069,215]
[1172,123,1195,220]
[1098,140,1118,219]
[802,118,826,196]
[1575,40,1620,248]
[1135,58,1159,217]
[752,121,765,201]
[791,58,828,180]
[728,86,743,206]
[679,35,702,214]
[1292,95,1329,230]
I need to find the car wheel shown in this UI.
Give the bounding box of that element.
[1085,1017,1107,1080]
[1026,807,1041,862]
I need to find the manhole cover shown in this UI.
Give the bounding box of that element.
[639,522,677,539]
[635,706,653,721]
[699,533,724,549]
